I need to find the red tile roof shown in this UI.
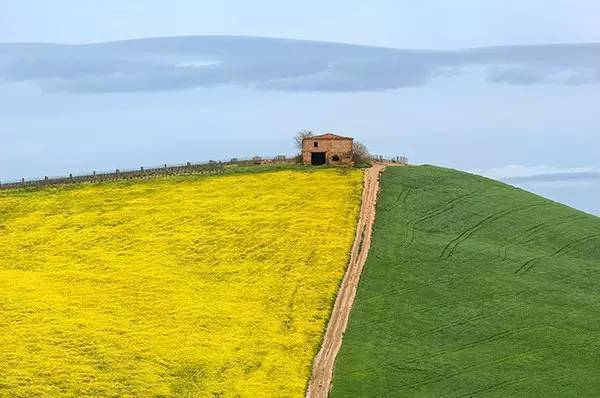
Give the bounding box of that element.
[308,133,353,141]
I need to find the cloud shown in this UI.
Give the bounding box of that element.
[0,36,599,93]
[486,66,544,85]
[505,171,600,183]
[475,164,600,184]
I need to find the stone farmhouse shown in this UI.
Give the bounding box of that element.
[302,133,354,166]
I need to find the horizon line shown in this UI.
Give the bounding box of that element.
[2,34,599,52]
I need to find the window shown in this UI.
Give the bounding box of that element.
[314,142,319,147]
[332,155,340,161]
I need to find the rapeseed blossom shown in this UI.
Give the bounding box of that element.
[0,168,362,397]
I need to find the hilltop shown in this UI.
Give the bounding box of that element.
[1,163,599,396]
[331,166,600,396]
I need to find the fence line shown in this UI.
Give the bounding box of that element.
[0,155,294,190]
[0,154,408,190]
[371,155,408,165]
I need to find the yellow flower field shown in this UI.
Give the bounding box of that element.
[0,168,363,397]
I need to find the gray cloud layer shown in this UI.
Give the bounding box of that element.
[504,171,600,183]
[1,36,599,93]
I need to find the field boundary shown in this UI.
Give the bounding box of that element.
[0,155,405,191]
[0,156,293,190]
[306,164,385,397]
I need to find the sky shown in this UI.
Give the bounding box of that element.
[3,1,600,48]
[1,1,599,215]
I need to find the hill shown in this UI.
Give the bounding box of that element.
[331,166,600,397]
[0,168,362,397]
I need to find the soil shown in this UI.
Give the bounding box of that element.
[306,164,386,397]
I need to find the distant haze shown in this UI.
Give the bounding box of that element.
[1,36,599,215]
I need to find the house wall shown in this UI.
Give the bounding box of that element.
[302,139,353,165]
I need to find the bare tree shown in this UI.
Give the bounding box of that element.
[294,130,314,151]
[352,141,371,164]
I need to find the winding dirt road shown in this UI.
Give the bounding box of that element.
[306,164,385,397]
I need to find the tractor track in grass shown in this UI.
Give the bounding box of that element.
[401,192,477,248]
[306,164,386,398]
[515,233,600,274]
[498,215,588,260]
[439,203,547,259]
[383,186,412,212]
[404,346,551,390]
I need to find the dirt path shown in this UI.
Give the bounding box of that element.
[306,164,385,398]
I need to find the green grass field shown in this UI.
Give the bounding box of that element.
[332,166,600,397]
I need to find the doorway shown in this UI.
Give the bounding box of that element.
[311,152,326,165]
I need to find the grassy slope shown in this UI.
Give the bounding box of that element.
[0,168,362,397]
[332,166,600,397]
